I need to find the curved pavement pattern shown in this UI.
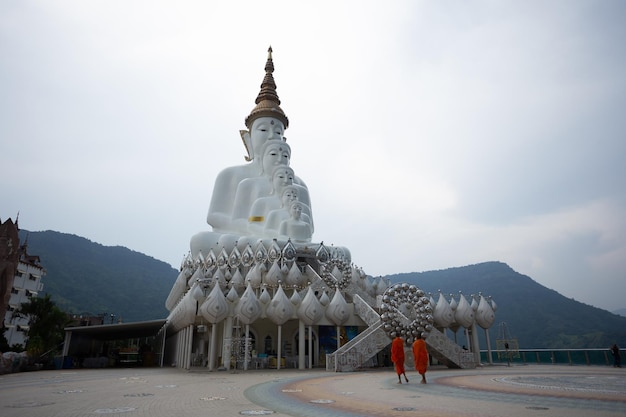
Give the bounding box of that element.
[0,365,624,417]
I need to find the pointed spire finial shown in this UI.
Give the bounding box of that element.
[245,46,289,129]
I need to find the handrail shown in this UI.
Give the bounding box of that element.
[480,348,622,366]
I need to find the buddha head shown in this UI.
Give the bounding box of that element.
[289,201,304,220]
[280,185,299,207]
[241,47,289,161]
[271,166,295,194]
[260,139,291,174]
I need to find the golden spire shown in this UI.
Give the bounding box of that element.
[245,46,289,129]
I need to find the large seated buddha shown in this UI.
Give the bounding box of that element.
[190,47,336,261]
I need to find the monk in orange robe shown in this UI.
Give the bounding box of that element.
[412,335,428,384]
[391,336,409,383]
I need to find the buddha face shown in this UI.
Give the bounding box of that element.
[250,117,285,158]
[281,187,299,206]
[290,202,303,220]
[261,141,290,174]
[272,167,294,192]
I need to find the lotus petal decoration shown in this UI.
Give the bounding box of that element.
[200,282,229,323]
[268,239,281,264]
[259,287,271,304]
[433,292,454,328]
[282,239,297,262]
[264,260,282,288]
[475,294,495,329]
[454,293,475,328]
[226,286,239,302]
[241,244,255,267]
[290,289,302,306]
[266,284,294,325]
[286,262,302,288]
[228,246,242,268]
[254,240,268,264]
[188,266,203,287]
[297,287,323,325]
[213,267,227,290]
[326,288,350,325]
[245,263,263,289]
[217,247,228,269]
[235,283,262,324]
[191,283,206,301]
[316,242,330,263]
[230,268,245,290]
[319,290,330,306]
[165,269,190,311]
[206,249,217,268]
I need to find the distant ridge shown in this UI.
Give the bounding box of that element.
[387,262,626,349]
[15,231,626,348]
[18,230,176,323]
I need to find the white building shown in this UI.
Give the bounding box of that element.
[3,246,46,348]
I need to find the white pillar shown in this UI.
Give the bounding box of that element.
[308,326,313,369]
[485,328,493,364]
[176,331,182,368]
[222,316,233,370]
[208,323,218,370]
[186,325,194,369]
[244,324,250,371]
[471,324,480,364]
[298,320,305,369]
[276,325,282,370]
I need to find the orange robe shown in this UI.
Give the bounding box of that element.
[391,337,405,375]
[412,339,428,375]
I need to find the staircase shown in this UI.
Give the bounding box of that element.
[327,294,476,371]
[423,327,476,369]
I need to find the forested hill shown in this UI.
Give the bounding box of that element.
[18,230,176,323]
[15,231,626,348]
[387,262,626,349]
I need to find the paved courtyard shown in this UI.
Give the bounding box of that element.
[0,364,624,416]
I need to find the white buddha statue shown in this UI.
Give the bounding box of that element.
[230,164,294,234]
[279,201,312,242]
[207,47,290,233]
[257,185,312,237]
[190,47,315,259]
[207,117,286,233]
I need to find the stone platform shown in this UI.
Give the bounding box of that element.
[0,364,624,416]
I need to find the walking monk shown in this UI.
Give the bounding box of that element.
[412,335,429,384]
[391,336,409,384]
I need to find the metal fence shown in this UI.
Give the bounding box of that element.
[481,348,622,366]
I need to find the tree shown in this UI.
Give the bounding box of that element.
[13,294,69,360]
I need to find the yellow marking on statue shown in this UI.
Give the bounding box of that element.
[249,216,264,222]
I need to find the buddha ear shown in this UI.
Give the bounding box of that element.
[240,130,253,161]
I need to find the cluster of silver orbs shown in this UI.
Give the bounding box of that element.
[380,283,434,345]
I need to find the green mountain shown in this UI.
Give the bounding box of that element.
[387,262,626,349]
[16,231,626,348]
[18,230,177,323]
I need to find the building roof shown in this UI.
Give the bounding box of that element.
[64,319,167,340]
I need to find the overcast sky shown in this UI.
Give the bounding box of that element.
[2,1,625,312]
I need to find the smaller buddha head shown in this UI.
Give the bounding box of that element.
[280,186,299,207]
[289,201,304,220]
[260,139,291,174]
[271,166,294,193]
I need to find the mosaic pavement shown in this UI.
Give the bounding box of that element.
[0,365,624,417]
